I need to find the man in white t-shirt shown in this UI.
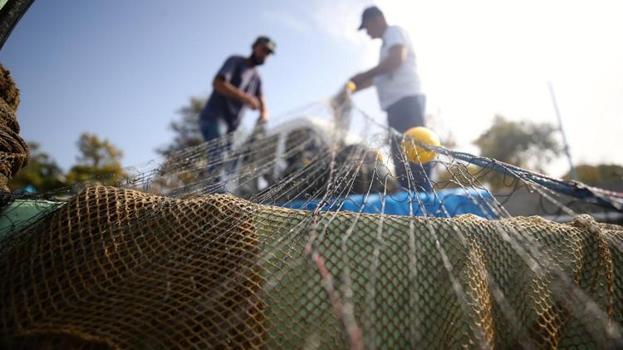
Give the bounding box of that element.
[349,6,432,191]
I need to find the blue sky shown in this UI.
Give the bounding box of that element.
[0,0,378,170]
[1,0,622,175]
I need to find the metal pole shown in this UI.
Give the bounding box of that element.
[548,81,577,180]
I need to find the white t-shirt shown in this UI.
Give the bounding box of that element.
[373,25,422,110]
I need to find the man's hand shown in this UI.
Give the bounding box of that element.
[257,96,268,124]
[257,112,269,124]
[243,94,260,110]
[349,44,407,93]
[348,73,374,93]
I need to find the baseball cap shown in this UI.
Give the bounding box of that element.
[358,6,384,30]
[253,36,276,54]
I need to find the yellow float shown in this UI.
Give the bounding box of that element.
[401,127,441,164]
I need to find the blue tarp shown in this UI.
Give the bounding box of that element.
[282,188,496,218]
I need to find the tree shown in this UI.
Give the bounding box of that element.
[157,97,206,158]
[8,142,65,192]
[146,97,207,192]
[470,115,563,190]
[474,115,562,173]
[66,133,126,185]
[564,164,623,188]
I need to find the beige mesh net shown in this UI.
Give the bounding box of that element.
[1,185,622,349]
[0,64,28,193]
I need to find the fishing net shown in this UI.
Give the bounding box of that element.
[0,65,27,193]
[1,185,623,349]
[0,68,622,349]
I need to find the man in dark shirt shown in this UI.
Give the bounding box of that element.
[199,36,275,141]
[199,36,275,189]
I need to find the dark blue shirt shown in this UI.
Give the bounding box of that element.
[201,55,262,131]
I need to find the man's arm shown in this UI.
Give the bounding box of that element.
[257,96,268,123]
[212,77,259,110]
[350,44,407,91]
[351,78,374,92]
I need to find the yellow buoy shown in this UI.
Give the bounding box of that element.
[401,127,441,164]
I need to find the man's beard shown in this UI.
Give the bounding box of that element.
[250,53,265,66]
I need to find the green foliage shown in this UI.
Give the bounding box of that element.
[470,115,563,190]
[157,97,206,157]
[8,133,127,192]
[66,133,126,186]
[8,142,65,192]
[75,132,123,168]
[474,115,562,173]
[65,164,125,185]
[564,164,623,186]
[150,97,208,191]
